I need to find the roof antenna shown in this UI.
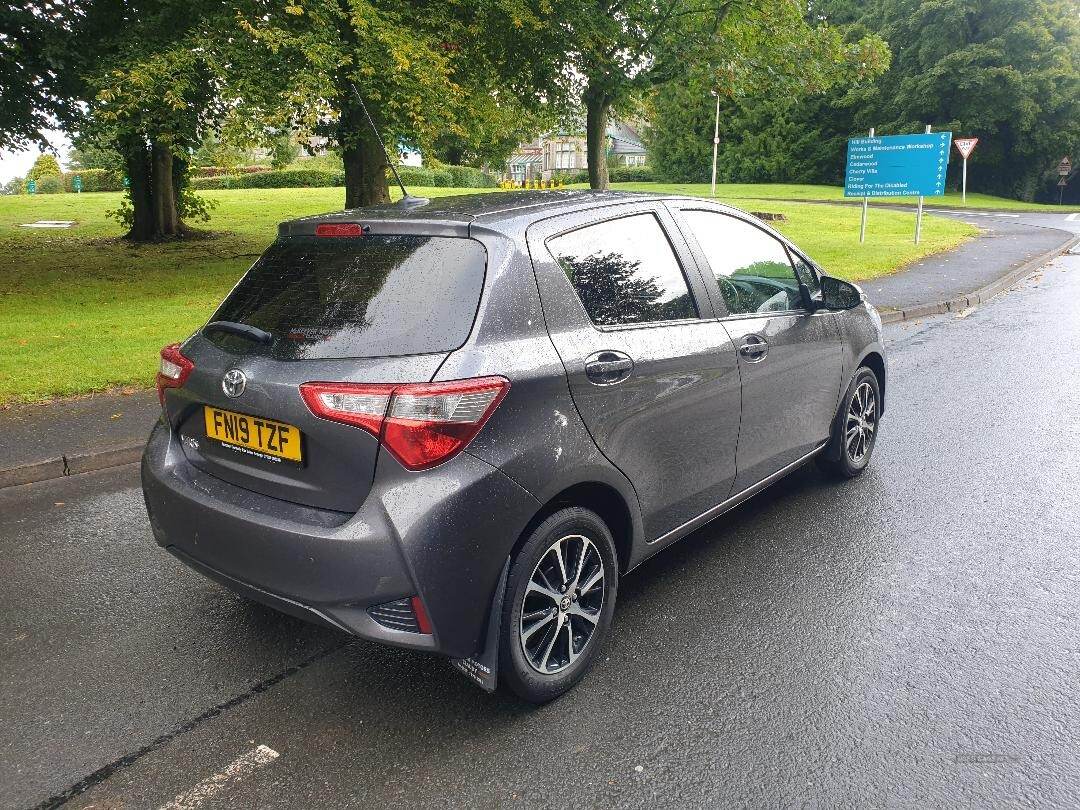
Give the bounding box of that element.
[349,85,428,209]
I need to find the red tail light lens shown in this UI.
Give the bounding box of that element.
[315,223,366,237]
[156,343,194,406]
[299,376,509,471]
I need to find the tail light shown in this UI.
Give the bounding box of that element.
[156,343,194,406]
[299,376,509,471]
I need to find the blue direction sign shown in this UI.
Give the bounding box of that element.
[844,132,953,197]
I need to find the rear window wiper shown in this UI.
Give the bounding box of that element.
[204,321,273,345]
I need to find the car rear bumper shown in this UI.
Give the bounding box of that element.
[141,421,539,657]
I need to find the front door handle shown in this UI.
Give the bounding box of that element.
[739,336,769,361]
[585,351,634,385]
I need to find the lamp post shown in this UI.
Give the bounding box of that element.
[709,90,720,197]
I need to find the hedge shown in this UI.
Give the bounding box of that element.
[193,165,273,178]
[61,169,125,193]
[191,168,345,190]
[553,165,654,184]
[190,164,498,191]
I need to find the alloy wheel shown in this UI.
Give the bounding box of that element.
[519,534,605,674]
[846,381,877,463]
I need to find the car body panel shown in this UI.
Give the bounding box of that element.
[142,190,887,669]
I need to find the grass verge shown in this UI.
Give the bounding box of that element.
[1,185,974,404]
[620,181,1075,212]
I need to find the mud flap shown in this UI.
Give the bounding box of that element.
[450,556,511,692]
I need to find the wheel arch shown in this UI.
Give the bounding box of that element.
[858,350,887,414]
[515,481,636,575]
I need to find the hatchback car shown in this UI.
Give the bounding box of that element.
[142,190,886,702]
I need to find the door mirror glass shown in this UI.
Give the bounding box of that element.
[821,276,863,310]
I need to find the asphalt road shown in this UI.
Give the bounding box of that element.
[3,252,1080,809]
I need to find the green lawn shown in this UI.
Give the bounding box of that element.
[0,186,975,404]
[619,181,1076,212]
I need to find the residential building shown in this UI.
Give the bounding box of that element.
[506,121,647,182]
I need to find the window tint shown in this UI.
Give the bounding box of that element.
[549,214,697,326]
[681,211,801,315]
[207,235,485,360]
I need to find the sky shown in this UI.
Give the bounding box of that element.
[0,131,72,184]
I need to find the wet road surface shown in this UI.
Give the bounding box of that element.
[2,254,1079,808]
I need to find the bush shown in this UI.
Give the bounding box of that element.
[193,165,273,178]
[187,163,497,191]
[190,168,345,190]
[443,165,497,188]
[61,169,125,192]
[34,176,65,194]
[608,164,654,182]
[2,177,25,195]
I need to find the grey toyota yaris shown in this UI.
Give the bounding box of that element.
[142,190,886,702]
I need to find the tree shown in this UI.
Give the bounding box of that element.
[78,0,231,239]
[234,0,568,208]
[0,1,82,150]
[557,0,890,190]
[27,154,63,181]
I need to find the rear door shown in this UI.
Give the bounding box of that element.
[528,203,742,540]
[165,229,488,512]
[670,205,842,491]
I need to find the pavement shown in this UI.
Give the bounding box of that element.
[3,252,1079,808]
[0,209,1076,491]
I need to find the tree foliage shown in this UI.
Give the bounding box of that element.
[650,0,1080,201]
[231,0,566,207]
[0,1,82,150]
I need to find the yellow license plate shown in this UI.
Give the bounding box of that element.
[203,406,302,462]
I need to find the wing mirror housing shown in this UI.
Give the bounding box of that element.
[820,276,864,311]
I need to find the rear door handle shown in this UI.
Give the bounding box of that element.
[585,351,634,385]
[739,336,769,361]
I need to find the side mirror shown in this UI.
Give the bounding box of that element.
[821,276,863,310]
[798,282,820,312]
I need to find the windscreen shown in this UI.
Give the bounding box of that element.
[206,234,486,360]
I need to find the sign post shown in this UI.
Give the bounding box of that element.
[26,179,36,195]
[954,138,979,203]
[73,175,83,194]
[914,125,933,245]
[845,130,952,244]
[859,128,874,243]
[1058,157,1072,205]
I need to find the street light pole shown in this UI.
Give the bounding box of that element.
[710,90,720,198]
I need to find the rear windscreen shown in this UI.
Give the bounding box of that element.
[205,234,486,360]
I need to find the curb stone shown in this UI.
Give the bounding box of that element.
[877,233,1079,325]
[0,444,143,489]
[1,234,1076,490]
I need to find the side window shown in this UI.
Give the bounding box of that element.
[788,248,820,295]
[548,213,698,326]
[681,210,802,315]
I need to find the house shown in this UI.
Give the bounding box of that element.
[505,121,647,182]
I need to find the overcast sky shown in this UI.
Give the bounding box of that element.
[0,131,72,184]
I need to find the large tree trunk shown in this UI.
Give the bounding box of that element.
[585,86,611,191]
[339,101,391,209]
[342,137,392,209]
[120,135,186,241]
[151,141,180,236]
[123,138,154,241]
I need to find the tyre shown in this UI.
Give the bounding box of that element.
[818,366,882,479]
[499,507,618,703]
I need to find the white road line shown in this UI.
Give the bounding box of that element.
[158,745,280,810]
[1067,212,1079,222]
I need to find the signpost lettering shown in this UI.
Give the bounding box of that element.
[846,129,952,244]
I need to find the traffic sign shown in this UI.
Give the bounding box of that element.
[844,132,953,198]
[73,175,83,193]
[955,138,979,159]
[27,180,36,194]
[1059,157,1072,176]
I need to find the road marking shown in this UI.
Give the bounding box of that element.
[932,210,1020,218]
[1067,212,1079,222]
[158,745,280,810]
